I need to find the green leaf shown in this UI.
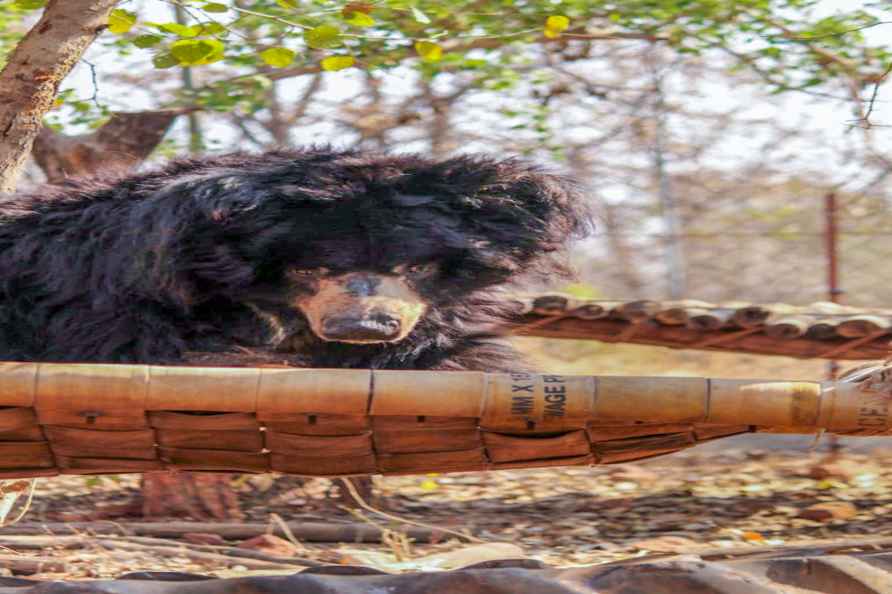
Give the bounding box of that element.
[133,34,163,48]
[276,0,298,8]
[344,11,375,27]
[170,39,225,65]
[195,22,227,35]
[152,52,179,69]
[260,47,296,67]
[321,55,355,71]
[410,5,431,24]
[202,2,228,12]
[414,40,442,62]
[108,9,137,34]
[157,22,200,38]
[12,0,46,9]
[305,25,341,49]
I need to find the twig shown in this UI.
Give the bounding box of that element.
[856,61,892,129]
[93,540,298,570]
[81,59,101,108]
[268,513,304,551]
[755,15,858,73]
[340,477,485,544]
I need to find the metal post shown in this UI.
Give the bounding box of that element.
[824,192,843,376]
[824,192,843,457]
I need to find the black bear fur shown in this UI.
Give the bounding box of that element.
[0,148,589,372]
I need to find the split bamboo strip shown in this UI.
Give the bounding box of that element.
[0,362,890,478]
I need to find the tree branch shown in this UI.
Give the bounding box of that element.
[0,0,120,194]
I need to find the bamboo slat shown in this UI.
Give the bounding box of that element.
[0,362,890,478]
[508,295,892,359]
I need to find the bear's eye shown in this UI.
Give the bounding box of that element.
[289,267,329,278]
[406,263,437,276]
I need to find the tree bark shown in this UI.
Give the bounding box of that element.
[0,0,119,194]
[31,110,185,182]
[141,472,244,521]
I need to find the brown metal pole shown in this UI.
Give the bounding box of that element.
[824,192,843,376]
[824,192,843,457]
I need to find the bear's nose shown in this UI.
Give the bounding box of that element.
[321,312,401,343]
[344,275,380,296]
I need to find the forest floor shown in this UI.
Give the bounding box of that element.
[5,447,892,579]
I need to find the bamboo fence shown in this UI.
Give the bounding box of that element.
[508,295,892,359]
[0,362,890,478]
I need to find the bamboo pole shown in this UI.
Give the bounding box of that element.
[1,363,891,478]
[0,363,888,435]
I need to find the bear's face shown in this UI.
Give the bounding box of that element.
[289,266,434,344]
[230,191,539,346]
[150,151,589,349]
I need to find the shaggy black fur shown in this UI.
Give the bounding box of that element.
[0,148,589,372]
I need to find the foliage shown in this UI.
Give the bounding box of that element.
[0,1,30,68]
[2,0,891,121]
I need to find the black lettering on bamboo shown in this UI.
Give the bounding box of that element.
[511,395,534,415]
[543,377,566,418]
[510,373,535,416]
[857,392,890,429]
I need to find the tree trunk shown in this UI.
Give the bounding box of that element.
[141,472,244,521]
[31,110,185,182]
[601,200,646,294]
[0,0,120,194]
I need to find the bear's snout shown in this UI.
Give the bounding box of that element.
[295,273,428,344]
[321,312,402,342]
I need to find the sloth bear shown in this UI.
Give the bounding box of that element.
[0,148,588,372]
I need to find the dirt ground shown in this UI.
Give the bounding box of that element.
[6,447,892,579]
[3,341,890,579]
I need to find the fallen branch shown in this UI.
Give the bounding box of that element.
[0,521,441,543]
[0,534,321,568]
[92,540,301,571]
[0,553,65,574]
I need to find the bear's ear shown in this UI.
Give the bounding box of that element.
[127,171,270,302]
[430,156,592,277]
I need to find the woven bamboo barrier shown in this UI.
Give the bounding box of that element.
[508,295,892,359]
[0,362,890,478]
